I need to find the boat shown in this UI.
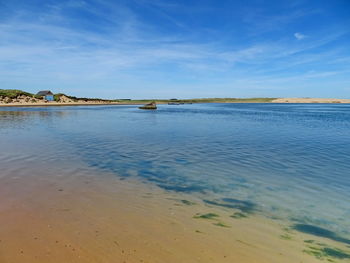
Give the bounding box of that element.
[139,101,157,110]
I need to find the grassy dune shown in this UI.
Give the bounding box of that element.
[0,89,34,99]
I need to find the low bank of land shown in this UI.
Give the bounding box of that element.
[1,89,349,107]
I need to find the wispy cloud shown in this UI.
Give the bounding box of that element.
[0,0,349,98]
[294,32,306,40]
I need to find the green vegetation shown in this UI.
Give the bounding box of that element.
[53,93,66,101]
[54,93,110,102]
[280,234,292,240]
[213,222,231,228]
[303,240,327,246]
[230,212,248,219]
[204,198,256,213]
[180,199,196,206]
[303,248,326,260]
[303,246,350,261]
[193,213,219,219]
[282,227,294,233]
[323,248,350,259]
[293,224,350,245]
[302,239,350,261]
[0,89,33,98]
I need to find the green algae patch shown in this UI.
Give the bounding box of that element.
[280,234,292,240]
[213,222,231,228]
[303,243,350,261]
[293,224,350,245]
[304,240,315,244]
[303,248,324,260]
[304,247,350,261]
[195,230,203,233]
[282,227,294,233]
[180,200,196,206]
[323,248,350,259]
[230,212,248,219]
[204,198,256,213]
[194,213,219,220]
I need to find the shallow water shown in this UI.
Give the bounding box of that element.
[1,103,350,241]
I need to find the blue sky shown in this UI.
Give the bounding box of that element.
[0,0,349,99]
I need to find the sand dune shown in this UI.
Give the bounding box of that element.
[272,98,350,103]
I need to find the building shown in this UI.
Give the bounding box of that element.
[37,90,54,101]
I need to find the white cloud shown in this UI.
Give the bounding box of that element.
[0,1,349,98]
[294,32,306,40]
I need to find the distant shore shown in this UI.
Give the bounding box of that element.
[271,98,350,103]
[1,98,350,107]
[1,88,350,107]
[0,101,133,107]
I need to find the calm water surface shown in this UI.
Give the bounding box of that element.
[1,103,350,239]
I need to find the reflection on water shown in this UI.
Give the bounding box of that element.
[0,108,71,130]
[1,104,350,241]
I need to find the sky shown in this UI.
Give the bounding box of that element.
[0,0,349,99]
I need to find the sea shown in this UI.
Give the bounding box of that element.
[1,103,349,242]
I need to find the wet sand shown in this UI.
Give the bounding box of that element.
[1,164,347,263]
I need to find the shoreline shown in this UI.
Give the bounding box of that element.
[0,102,137,107]
[1,97,350,108]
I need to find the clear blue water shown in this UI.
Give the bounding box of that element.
[1,103,350,241]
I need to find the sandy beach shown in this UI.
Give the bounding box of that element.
[0,165,334,263]
[272,98,350,103]
[0,102,128,107]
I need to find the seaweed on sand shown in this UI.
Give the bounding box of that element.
[303,246,350,261]
[194,213,219,219]
[230,212,248,219]
[161,184,206,193]
[204,198,256,213]
[293,224,350,245]
[180,200,196,205]
[280,234,292,240]
[213,222,231,228]
[323,248,350,259]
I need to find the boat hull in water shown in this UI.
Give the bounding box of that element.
[139,102,157,110]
